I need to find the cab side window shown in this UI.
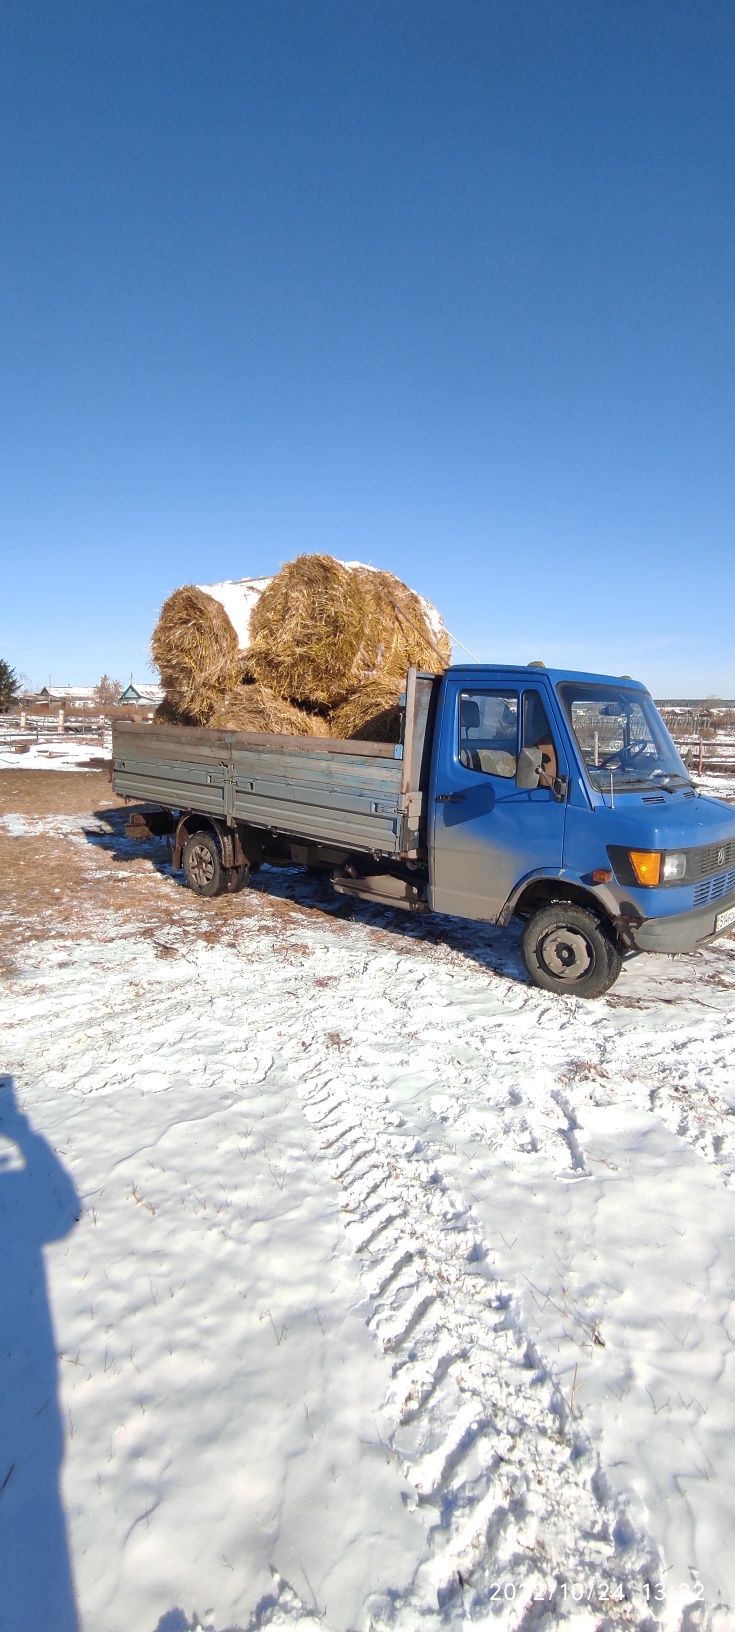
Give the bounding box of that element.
[458,691,518,778]
[522,690,558,786]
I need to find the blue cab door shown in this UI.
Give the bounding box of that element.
[428,674,569,922]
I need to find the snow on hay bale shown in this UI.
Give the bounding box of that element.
[208,685,330,737]
[197,575,272,651]
[248,554,451,708]
[330,678,404,743]
[150,577,271,724]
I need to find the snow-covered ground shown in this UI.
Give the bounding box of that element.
[1,782,735,1632]
[0,737,111,772]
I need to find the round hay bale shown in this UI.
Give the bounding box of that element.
[209,684,330,737]
[248,554,451,708]
[363,568,452,677]
[153,696,196,727]
[151,586,243,723]
[247,556,365,707]
[330,678,404,743]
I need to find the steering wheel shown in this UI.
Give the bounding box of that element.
[597,740,651,770]
[624,739,653,763]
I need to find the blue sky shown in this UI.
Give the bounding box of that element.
[2,1,733,696]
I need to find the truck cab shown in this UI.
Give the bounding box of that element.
[428,665,735,996]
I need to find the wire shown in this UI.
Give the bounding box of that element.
[445,629,480,662]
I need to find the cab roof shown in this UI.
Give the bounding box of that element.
[443,664,647,691]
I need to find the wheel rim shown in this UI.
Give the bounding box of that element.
[537,925,595,983]
[189,843,216,887]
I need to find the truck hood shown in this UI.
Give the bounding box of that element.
[597,788,735,852]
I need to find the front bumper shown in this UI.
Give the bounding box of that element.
[625,887,735,954]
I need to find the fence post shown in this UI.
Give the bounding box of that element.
[57,707,65,734]
[698,738,704,774]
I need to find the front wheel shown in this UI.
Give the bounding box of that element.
[521,903,622,999]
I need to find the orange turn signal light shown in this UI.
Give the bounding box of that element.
[592,869,612,883]
[628,850,661,887]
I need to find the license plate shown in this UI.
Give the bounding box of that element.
[715,904,735,933]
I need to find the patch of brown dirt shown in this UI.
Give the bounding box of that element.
[0,768,123,818]
[0,770,345,975]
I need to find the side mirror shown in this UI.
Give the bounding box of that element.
[517,746,542,789]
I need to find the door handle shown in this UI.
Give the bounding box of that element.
[436,791,465,803]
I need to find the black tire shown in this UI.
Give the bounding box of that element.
[181,831,227,898]
[521,903,622,999]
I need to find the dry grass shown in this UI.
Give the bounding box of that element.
[208,685,330,736]
[150,585,243,723]
[330,677,404,742]
[248,554,450,708]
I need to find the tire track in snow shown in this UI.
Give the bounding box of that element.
[290,1058,671,1630]
[341,940,735,1194]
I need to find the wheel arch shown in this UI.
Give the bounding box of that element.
[506,874,622,943]
[173,812,235,870]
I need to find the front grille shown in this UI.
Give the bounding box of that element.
[689,840,735,881]
[693,867,735,906]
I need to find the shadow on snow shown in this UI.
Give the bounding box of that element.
[0,1076,81,1632]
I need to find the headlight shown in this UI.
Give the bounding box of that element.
[627,850,687,886]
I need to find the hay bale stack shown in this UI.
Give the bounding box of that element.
[330,678,404,743]
[150,555,450,738]
[151,586,243,723]
[248,554,450,708]
[209,684,330,737]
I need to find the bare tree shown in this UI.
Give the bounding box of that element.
[94,675,123,709]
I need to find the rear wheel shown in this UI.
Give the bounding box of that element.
[182,831,227,898]
[521,903,622,999]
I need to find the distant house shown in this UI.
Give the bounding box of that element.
[36,685,98,710]
[117,682,165,707]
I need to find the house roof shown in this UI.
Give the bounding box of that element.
[39,685,98,701]
[118,683,165,704]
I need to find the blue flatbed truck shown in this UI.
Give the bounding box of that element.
[112,664,735,998]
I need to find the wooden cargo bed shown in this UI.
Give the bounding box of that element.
[112,669,438,859]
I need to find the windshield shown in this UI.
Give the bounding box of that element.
[557,684,692,792]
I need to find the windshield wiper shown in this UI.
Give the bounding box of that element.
[602,775,679,793]
[655,774,694,790]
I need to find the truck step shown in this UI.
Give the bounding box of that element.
[332,870,428,912]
